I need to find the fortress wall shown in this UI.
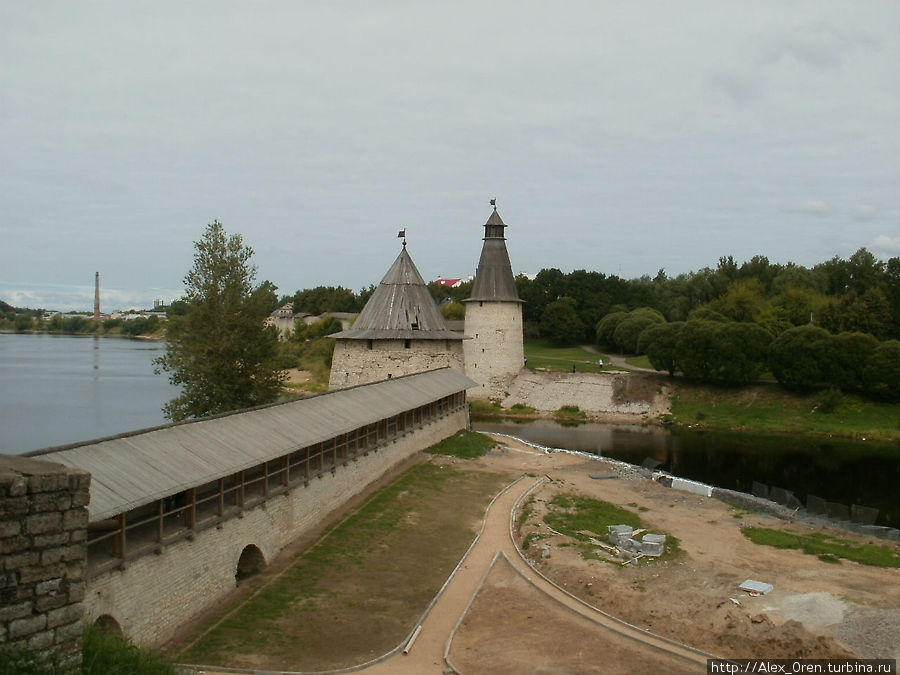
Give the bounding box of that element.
[502,372,669,417]
[83,408,469,646]
[463,302,524,399]
[0,455,90,669]
[330,339,465,389]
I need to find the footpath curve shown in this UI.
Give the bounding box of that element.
[359,471,712,673]
[193,451,715,674]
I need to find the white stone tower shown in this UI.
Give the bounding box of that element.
[328,241,465,390]
[463,206,524,399]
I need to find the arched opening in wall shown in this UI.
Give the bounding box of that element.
[93,614,123,637]
[236,544,266,583]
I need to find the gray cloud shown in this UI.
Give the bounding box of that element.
[873,235,900,255]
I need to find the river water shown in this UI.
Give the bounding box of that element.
[473,419,900,528]
[2,333,897,526]
[0,332,177,453]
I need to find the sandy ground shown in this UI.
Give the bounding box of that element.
[191,436,900,674]
[460,438,900,663]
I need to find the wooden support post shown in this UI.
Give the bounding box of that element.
[115,513,126,558]
[186,488,197,528]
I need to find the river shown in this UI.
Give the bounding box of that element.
[2,333,897,527]
[0,332,177,453]
[473,419,900,528]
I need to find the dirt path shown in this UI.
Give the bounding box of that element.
[188,437,900,674]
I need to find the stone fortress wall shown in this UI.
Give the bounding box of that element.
[463,302,524,399]
[3,402,469,651]
[0,455,90,668]
[84,408,468,646]
[330,339,465,390]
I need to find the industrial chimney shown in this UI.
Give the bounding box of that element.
[93,272,100,321]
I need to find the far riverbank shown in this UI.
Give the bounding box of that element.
[476,371,900,443]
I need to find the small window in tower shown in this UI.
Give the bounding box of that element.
[404,339,411,349]
[367,339,373,350]
[479,301,483,307]
[481,348,485,353]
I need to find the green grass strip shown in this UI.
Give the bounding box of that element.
[741,527,900,568]
[424,429,496,459]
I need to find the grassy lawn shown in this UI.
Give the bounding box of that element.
[170,462,509,672]
[625,355,653,369]
[524,340,607,373]
[538,493,681,563]
[671,381,900,440]
[741,527,900,567]
[424,429,497,458]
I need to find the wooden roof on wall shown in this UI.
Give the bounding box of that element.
[31,368,474,521]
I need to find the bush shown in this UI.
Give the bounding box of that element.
[640,322,684,376]
[827,331,879,392]
[862,340,900,401]
[82,623,178,674]
[814,388,843,414]
[768,325,831,392]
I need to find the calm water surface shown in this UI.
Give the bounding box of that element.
[0,332,178,453]
[474,418,900,528]
[3,334,897,527]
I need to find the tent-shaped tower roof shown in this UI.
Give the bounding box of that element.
[330,244,462,341]
[465,207,522,303]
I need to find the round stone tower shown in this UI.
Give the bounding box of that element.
[328,242,465,390]
[463,206,524,399]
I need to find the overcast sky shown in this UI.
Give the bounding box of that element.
[2,2,898,312]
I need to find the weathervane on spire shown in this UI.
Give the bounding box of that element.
[397,229,407,247]
[490,198,497,210]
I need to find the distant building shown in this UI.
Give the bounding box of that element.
[327,243,465,390]
[434,276,472,289]
[268,303,301,338]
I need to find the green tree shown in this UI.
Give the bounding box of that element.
[676,320,721,381]
[862,340,900,401]
[715,322,772,385]
[640,321,684,376]
[709,278,767,322]
[595,310,629,347]
[154,221,285,421]
[613,313,664,354]
[540,297,584,346]
[13,314,32,332]
[440,301,465,321]
[768,325,831,392]
[826,331,879,392]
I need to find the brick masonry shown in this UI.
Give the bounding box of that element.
[0,454,90,668]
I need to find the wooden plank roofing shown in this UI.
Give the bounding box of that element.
[32,368,474,522]
[329,245,463,341]
[465,208,522,303]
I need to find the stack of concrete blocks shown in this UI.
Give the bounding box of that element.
[607,524,633,548]
[641,533,666,556]
[607,525,667,557]
[0,455,90,669]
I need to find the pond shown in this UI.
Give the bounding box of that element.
[473,418,900,528]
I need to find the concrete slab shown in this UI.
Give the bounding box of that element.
[739,579,773,595]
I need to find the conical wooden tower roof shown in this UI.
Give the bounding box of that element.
[330,245,462,340]
[465,207,522,303]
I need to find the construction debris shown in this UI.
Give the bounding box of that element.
[739,579,773,595]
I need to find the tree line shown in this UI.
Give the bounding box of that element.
[277,247,900,401]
